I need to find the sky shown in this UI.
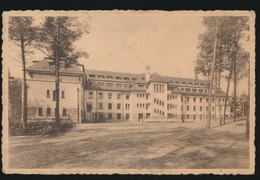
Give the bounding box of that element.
[6,11,250,95]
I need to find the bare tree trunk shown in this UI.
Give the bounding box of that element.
[207,18,219,128]
[55,19,60,130]
[21,36,27,129]
[233,51,237,122]
[214,70,217,121]
[246,59,250,139]
[218,44,223,126]
[223,58,234,124]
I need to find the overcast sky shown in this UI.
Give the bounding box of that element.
[6,11,250,95]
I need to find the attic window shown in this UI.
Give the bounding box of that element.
[175,81,180,84]
[195,83,199,86]
[89,74,95,78]
[124,77,129,80]
[182,82,186,84]
[98,75,105,78]
[115,76,122,80]
[132,78,137,81]
[200,83,205,86]
[188,82,193,85]
[107,76,113,79]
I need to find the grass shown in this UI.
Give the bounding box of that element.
[9,119,249,169]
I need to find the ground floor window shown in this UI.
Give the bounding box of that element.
[126,114,129,120]
[62,108,67,116]
[38,108,43,116]
[108,113,112,119]
[117,113,121,120]
[47,108,51,116]
[146,113,150,119]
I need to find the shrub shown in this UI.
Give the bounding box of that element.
[10,121,75,137]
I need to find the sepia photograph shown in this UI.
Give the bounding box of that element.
[1,10,255,174]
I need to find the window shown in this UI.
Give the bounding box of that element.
[108,103,112,110]
[146,113,150,119]
[46,90,50,98]
[186,97,189,102]
[193,106,196,111]
[162,85,164,93]
[108,113,112,119]
[162,102,164,106]
[212,98,215,103]
[187,114,189,119]
[206,98,208,103]
[212,106,215,111]
[146,94,149,100]
[117,103,121,109]
[62,108,67,116]
[137,104,139,108]
[87,103,92,112]
[126,94,130,100]
[159,101,162,105]
[117,114,121,120]
[89,92,93,99]
[181,97,183,102]
[193,97,196,102]
[193,115,196,120]
[117,93,121,99]
[47,108,51,116]
[206,106,208,111]
[187,106,190,111]
[200,115,203,120]
[154,108,156,113]
[154,84,156,92]
[200,98,202,103]
[181,106,183,111]
[126,114,130,120]
[154,98,156,103]
[99,103,103,109]
[38,108,43,116]
[62,91,65,99]
[53,90,56,101]
[157,99,159,104]
[99,92,103,99]
[200,106,202,111]
[125,104,130,110]
[108,93,112,99]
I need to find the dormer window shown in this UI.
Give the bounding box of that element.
[115,76,122,80]
[132,78,137,81]
[89,74,95,78]
[107,76,113,79]
[124,77,129,80]
[98,75,105,78]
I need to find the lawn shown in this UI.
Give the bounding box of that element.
[9,119,249,169]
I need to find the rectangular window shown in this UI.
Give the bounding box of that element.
[181,106,183,111]
[87,103,92,112]
[206,106,208,111]
[117,114,121,120]
[193,115,196,120]
[108,103,112,110]
[89,92,93,99]
[187,106,189,111]
[108,113,112,119]
[212,106,215,111]
[187,114,189,119]
[193,106,196,111]
[186,97,189,102]
[200,98,202,103]
[126,114,130,120]
[162,102,164,106]
[206,98,208,103]
[126,94,130,100]
[46,90,50,98]
[181,97,183,102]
[200,115,203,120]
[62,91,65,99]
[99,103,103,109]
[157,84,159,92]
[117,93,121,99]
[162,85,164,93]
[99,92,103,99]
[108,93,112,99]
[62,108,67,116]
[200,106,202,111]
[47,108,51,116]
[212,98,215,103]
[117,103,121,109]
[154,98,156,103]
[154,84,156,92]
[53,90,56,101]
[38,108,43,116]
[193,97,196,102]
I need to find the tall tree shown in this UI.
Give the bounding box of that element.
[9,16,36,128]
[34,16,89,128]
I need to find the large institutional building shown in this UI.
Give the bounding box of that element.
[26,58,230,123]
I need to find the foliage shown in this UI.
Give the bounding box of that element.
[9,77,22,123]
[10,121,76,137]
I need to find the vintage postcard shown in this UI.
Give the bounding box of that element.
[2,10,255,174]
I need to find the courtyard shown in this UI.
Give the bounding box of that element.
[9,119,249,169]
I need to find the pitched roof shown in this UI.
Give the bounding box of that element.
[27,60,85,75]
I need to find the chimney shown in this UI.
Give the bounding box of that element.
[145,65,151,82]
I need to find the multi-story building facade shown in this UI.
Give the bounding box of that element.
[26,59,230,123]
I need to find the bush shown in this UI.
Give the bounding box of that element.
[10,121,75,137]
